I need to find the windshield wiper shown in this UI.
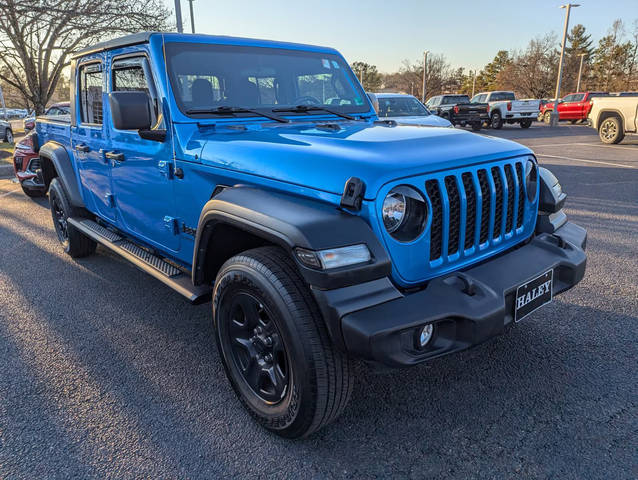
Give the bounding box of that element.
[272,105,358,120]
[185,106,289,123]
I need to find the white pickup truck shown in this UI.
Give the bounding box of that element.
[588,95,638,144]
[471,91,540,129]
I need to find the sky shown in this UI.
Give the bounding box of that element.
[183,0,637,73]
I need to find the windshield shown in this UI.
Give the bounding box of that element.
[165,42,369,118]
[377,96,430,117]
[441,95,469,105]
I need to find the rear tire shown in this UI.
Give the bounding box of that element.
[491,112,503,129]
[48,178,97,258]
[598,116,624,144]
[4,129,13,144]
[520,119,532,129]
[213,246,354,438]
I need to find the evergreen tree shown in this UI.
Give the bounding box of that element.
[350,62,383,91]
[564,24,595,91]
[478,51,511,90]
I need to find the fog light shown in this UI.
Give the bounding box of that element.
[418,324,434,348]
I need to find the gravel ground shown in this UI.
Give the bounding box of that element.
[0,123,636,479]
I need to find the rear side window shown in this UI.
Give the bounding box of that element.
[112,56,159,126]
[441,95,469,105]
[78,63,103,124]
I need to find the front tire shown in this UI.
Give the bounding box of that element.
[4,128,13,144]
[543,111,552,124]
[599,116,624,144]
[491,112,503,129]
[213,246,354,438]
[48,178,97,257]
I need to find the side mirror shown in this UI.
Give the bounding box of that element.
[109,91,152,130]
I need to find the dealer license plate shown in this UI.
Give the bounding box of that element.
[514,270,553,322]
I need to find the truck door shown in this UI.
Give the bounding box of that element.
[72,59,116,222]
[107,54,180,253]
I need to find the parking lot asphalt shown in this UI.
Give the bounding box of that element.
[0,123,636,479]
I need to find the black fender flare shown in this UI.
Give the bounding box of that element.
[39,141,85,208]
[192,186,391,291]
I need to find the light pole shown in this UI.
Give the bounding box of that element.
[576,52,586,91]
[174,0,183,33]
[422,50,429,104]
[550,3,580,127]
[188,0,195,33]
[471,70,477,98]
[0,84,6,121]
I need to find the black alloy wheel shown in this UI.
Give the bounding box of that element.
[51,194,69,243]
[221,291,290,404]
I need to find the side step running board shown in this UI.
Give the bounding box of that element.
[68,218,211,303]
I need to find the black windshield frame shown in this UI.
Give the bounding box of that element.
[164,42,371,119]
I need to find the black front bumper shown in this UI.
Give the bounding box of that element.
[313,221,587,367]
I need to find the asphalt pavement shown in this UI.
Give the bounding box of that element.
[0,123,636,479]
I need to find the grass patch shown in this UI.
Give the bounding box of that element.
[0,142,14,164]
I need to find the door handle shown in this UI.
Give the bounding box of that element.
[75,144,89,153]
[105,151,125,163]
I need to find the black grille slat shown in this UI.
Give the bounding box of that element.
[462,173,476,250]
[477,170,491,243]
[505,165,515,232]
[426,180,443,260]
[444,176,461,255]
[491,167,503,239]
[28,158,41,172]
[515,163,525,228]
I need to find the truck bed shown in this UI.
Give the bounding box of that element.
[36,115,71,146]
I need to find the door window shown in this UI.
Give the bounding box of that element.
[78,63,103,124]
[112,56,159,126]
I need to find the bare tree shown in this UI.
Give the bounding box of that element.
[497,34,559,98]
[0,0,170,113]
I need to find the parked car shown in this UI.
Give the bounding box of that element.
[425,94,488,131]
[23,102,70,131]
[0,118,13,143]
[369,93,452,127]
[36,32,586,439]
[471,91,539,129]
[587,95,638,144]
[539,92,609,124]
[12,131,45,197]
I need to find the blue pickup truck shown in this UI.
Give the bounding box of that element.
[35,32,587,438]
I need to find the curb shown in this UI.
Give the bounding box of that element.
[0,163,15,178]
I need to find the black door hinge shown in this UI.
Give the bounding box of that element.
[340,177,366,211]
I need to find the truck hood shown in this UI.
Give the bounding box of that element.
[196,121,531,200]
[385,115,453,127]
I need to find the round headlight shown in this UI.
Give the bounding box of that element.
[525,159,538,202]
[382,186,427,241]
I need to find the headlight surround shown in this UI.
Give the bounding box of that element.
[525,159,538,202]
[382,185,428,242]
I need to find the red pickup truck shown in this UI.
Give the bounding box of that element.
[539,92,609,123]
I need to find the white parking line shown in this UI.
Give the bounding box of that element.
[530,142,637,151]
[537,154,637,169]
[0,188,19,198]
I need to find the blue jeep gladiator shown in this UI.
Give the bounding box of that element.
[35,32,587,438]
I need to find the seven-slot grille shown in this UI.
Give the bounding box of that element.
[426,160,527,262]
